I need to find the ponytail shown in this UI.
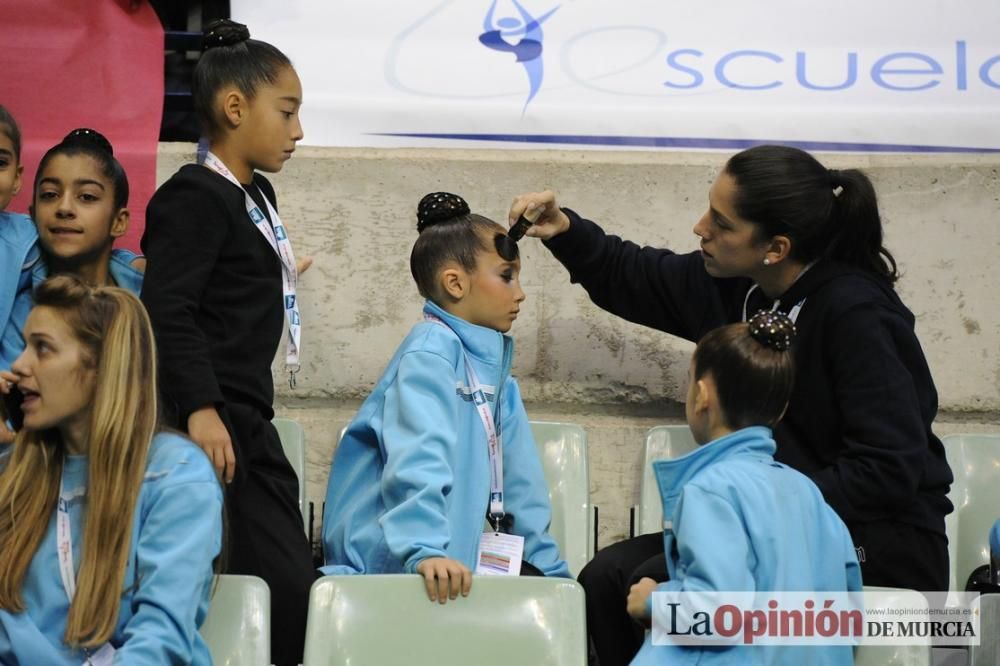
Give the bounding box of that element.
[827,168,899,282]
[725,145,898,283]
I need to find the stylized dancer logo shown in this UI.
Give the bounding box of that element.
[478,0,559,112]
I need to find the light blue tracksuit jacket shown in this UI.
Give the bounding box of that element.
[0,209,142,370]
[321,300,569,577]
[0,211,39,371]
[0,432,222,664]
[632,426,862,666]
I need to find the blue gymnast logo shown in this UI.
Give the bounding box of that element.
[473,390,487,406]
[274,225,287,241]
[478,0,559,111]
[250,208,265,223]
[285,295,296,309]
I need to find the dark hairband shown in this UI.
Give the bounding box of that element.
[62,128,114,157]
[748,310,796,352]
[202,19,251,51]
[416,192,471,232]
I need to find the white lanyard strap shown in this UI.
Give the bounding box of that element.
[201,152,302,388]
[424,315,505,528]
[56,494,76,601]
[58,473,116,664]
[741,285,806,324]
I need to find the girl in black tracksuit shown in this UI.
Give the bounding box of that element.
[509,144,952,666]
[140,20,315,666]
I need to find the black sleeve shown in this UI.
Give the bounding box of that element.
[140,178,228,422]
[541,209,738,342]
[810,303,929,521]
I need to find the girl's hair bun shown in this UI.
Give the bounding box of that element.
[417,192,471,232]
[202,19,251,51]
[748,310,796,352]
[62,128,114,157]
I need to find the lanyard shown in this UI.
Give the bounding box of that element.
[741,260,817,324]
[424,315,506,530]
[58,474,116,665]
[56,494,76,601]
[741,285,806,324]
[201,152,302,389]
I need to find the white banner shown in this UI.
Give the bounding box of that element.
[234,1,1000,152]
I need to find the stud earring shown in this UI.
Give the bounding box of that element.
[763,258,771,266]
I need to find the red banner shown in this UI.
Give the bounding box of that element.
[0,0,163,252]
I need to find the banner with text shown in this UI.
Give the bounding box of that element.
[234,0,1000,152]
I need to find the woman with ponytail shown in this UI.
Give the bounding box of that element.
[0,275,221,664]
[510,145,952,666]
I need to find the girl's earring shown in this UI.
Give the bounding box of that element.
[763,258,771,266]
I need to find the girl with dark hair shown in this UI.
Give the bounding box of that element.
[626,311,860,665]
[30,129,143,292]
[510,144,952,666]
[140,19,314,666]
[0,275,221,664]
[321,192,569,601]
[2,128,143,444]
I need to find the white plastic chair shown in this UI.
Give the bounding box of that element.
[635,425,698,536]
[199,574,271,666]
[942,434,1000,594]
[855,586,932,666]
[941,434,1000,666]
[303,575,587,666]
[530,421,593,577]
[273,416,307,530]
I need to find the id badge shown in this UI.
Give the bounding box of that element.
[476,531,524,576]
[84,643,116,666]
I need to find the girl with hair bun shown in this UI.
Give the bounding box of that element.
[626,311,860,666]
[321,192,569,602]
[29,128,143,293]
[511,144,952,665]
[1,127,144,443]
[140,19,314,666]
[0,275,221,664]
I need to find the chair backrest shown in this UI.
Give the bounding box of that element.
[942,434,1000,593]
[273,416,307,520]
[530,421,592,577]
[637,425,698,536]
[200,574,271,666]
[969,592,1000,666]
[303,575,587,666]
[854,586,932,666]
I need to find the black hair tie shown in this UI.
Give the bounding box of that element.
[202,19,251,51]
[748,310,796,352]
[416,192,471,232]
[63,128,114,157]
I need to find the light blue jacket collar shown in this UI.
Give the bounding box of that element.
[30,248,143,296]
[653,426,776,521]
[422,300,513,378]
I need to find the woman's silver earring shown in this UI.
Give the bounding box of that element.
[763,258,771,266]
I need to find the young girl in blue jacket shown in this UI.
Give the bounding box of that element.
[0,105,36,379]
[0,275,221,664]
[626,311,861,665]
[322,192,569,602]
[2,127,143,444]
